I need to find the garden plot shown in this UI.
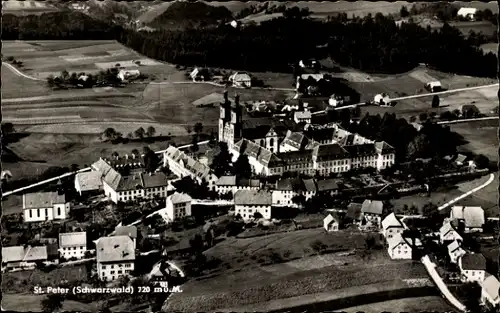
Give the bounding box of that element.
[408,70,439,84]
[95,58,162,69]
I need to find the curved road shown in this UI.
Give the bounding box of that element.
[1,141,208,198]
[2,62,44,81]
[437,173,495,211]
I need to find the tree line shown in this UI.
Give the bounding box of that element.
[2,11,496,78]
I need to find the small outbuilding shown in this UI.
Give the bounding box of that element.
[324,213,340,232]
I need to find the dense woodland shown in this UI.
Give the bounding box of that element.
[2,10,497,78]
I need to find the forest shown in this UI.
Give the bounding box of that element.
[2,10,496,78]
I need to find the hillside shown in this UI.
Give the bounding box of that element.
[148,1,233,29]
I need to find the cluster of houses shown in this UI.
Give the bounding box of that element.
[1,225,138,283]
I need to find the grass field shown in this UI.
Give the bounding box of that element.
[343,296,455,313]
[450,119,498,162]
[1,64,52,98]
[481,43,498,55]
[2,0,59,15]
[2,294,98,313]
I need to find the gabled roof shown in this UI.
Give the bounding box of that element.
[168,192,192,204]
[387,234,408,250]
[276,177,304,191]
[294,111,312,120]
[374,141,395,154]
[59,232,87,248]
[282,131,307,150]
[141,172,169,189]
[114,226,138,239]
[451,206,485,228]
[324,214,339,225]
[302,178,317,192]
[316,179,339,192]
[75,171,103,192]
[96,236,135,263]
[455,154,467,163]
[300,73,324,81]
[92,158,114,176]
[234,190,272,206]
[23,192,66,209]
[381,212,405,231]
[230,72,251,82]
[313,144,349,161]
[361,200,383,215]
[440,221,462,240]
[216,175,237,186]
[2,246,26,263]
[24,246,48,262]
[344,144,377,158]
[457,7,477,15]
[460,253,487,271]
[447,240,463,253]
[482,275,500,300]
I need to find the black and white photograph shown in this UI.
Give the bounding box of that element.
[1,0,499,312]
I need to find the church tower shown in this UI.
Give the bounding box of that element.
[218,90,230,143]
[231,94,243,142]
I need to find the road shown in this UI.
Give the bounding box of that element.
[2,63,44,81]
[437,173,495,211]
[437,116,498,125]
[311,82,500,114]
[1,141,206,198]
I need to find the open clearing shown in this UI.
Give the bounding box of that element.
[343,296,455,313]
[481,43,498,55]
[167,228,427,312]
[2,294,97,313]
[2,0,59,14]
[450,119,498,163]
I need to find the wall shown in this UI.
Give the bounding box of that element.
[235,204,271,220]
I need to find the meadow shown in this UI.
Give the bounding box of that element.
[343,296,454,313]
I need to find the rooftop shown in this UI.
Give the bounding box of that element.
[234,190,272,206]
[114,226,138,239]
[361,199,384,215]
[168,192,192,204]
[59,232,87,248]
[75,171,103,192]
[23,192,66,209]
[96,236,135,263]
[460,253,487,271]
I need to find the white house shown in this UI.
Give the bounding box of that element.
[425,81,442,92]
[117,69,140,81]
[96,236,135,281]
[481,275,500,308]
[23,192,70,223]
[294,110,312,124]
[447,240,466,264]
[59,232,87,260]
[272,177,304,207]
[373,93,390,105]
[439,220,463,244]
[215,175,260,195]
[164,192,192,223]
[381,212,406,239]
[324,214,340,232]
[1,246,48,272]
[229,72,251,88]
[361,200,384,226]
[74,171,103,196]
[234,190,272,221]
[458,253,487,283]
[387,234,412,260]
[457,7,477,20]
[450,206,485,233]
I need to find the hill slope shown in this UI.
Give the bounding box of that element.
[148,1,233,29]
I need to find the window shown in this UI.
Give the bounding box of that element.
[118,270,123,274]
[125,263,131,268]
[29,210,32,218]
[37,209,40,218]
[111,270,115,274]
[58,207,61,216]
[102,265,107,269]
[102,272,106,277]
[111,265,115,269]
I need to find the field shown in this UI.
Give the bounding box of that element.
[343,296,455,313]
[1,64,53,99]
[481,43,498,55]
[2,0,59,15]
[450,119,498,162]
[2,294,98,313]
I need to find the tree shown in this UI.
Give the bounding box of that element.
[400,6,410,18]
[190,135,199,153]
[407,133,431,159]
[134,127,145,139]
[41,294,64,313]
[208,131,217,148]
[253,211,263,219]
[60,70,69,83]
[143,146,160,173]
[233,154,252,178]
[431,95,440,108]
[204,227,214,248]
[103,128,117,141]
[210,142,233,177]
[47,75,56,88]
[291,194,306,208]
[189,234,204,254]
[131,149,140,156]
[418,112,428,122]
[111,151,119,158]
[193,122,203,134]
[70,164,79,172]
[473,154,489,169]
[146,126,156,138]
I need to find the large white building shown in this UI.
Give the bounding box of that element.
[22,192,70,223]
[439,220,463,244]
[457,7,477,20]
[1,246,48,272]
[164,192,193,222]
[447,240,466,264]
[458,253,487,283]
[381,212,406,239]
[163,146,218,191]
[387,234,412,260]
[450,206,485,233]
[96,236,135,281]
[234,190,272,221]
[59,232,87,260]
[481,275,500,308]
[74,171,103,196]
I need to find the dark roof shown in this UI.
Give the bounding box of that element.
[46,243,59,258]
[277,150,313,165]
[141,172,169,189]
[276,177,305,191]
[234,190,272,206]
[375,141,395,154]
[308,128,336,141]
[317,179,339,192]
[313,144,349,161]
[242,125,273,140]
[461,253,487,270]
[242,117,275,129]
[344,144,376,157]
[302,178,317,192]
[310,113,330,126]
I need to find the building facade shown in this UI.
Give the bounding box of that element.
[23,192,70,223]
[59,232,87,260]
[164,192,193,222]
[234,190,272,221]
[96,236,135,281]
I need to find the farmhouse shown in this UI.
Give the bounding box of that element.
[22,191,71,223]
[279,131,309,152]
[164,146,218,190]
[215,175,260,195]
[361,200,384,225]
[481,275,500,308]
[299,59,318,69]
[455,154,468,166]
[450,206,485,233]
[425,81,442,92]
[381,212,406,239]
[272,177,305,206]
[323,214,340,232]
[59,232,87,260]
[457,7,477,20]
[229,72,251,88]
[387,234,414,260]
[164,192,193,223]
[74,171,103,196]
[234,190,272,221]
[439,220,463,244]
[96,236,135,281]
[112,226,138,249]
[1,246,48,272]
[458,253,487,283]
[316,178,339,196]
[294,110,312,124]
[117,69,140,81]
[189,67,207,82]
[447,240,466,264]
